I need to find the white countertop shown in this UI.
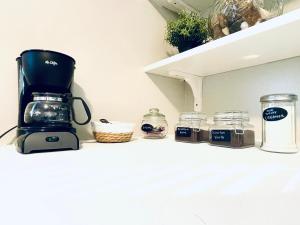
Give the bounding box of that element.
[0,137,299,225]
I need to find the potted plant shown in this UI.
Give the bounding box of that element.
[166,11,209,53]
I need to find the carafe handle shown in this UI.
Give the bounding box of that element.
[72,97,92,125]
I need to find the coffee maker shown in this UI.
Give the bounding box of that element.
[16,50,91,154]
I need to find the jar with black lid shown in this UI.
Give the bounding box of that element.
[260,94,298,153]
[209,111,255,148]
[175,112,209,143]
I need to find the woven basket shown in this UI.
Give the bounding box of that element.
[93,132,133,143]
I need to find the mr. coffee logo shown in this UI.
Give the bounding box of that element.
[263,107,288,121]
[141,124,153,132]
[45,60,58,66]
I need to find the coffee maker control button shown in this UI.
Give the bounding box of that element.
[45,136,60,142]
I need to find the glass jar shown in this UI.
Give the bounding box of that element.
[209,111,255,148]
[141,108,168,139]
[24,92,70,125]
[209,0,284,39]
[175,112,209,143]
[260,94,298,153]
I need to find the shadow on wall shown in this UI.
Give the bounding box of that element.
[148,74,193,112]
[72,82,94,140]
[148,0,177,21]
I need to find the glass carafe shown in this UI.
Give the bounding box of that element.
[24,92,91,126]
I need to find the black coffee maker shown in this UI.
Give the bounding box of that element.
[16,50,91,154]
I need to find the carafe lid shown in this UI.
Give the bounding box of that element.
[260,93,298,102]
[143,108,165,119]
[32,92,64,102]
[214,111,249,122]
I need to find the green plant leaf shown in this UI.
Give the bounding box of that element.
[166,11,208,48]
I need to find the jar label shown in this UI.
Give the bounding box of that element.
[211,130,231,142]
[263,107,288,121]
[176,127,192,137]
[141,124,153,132]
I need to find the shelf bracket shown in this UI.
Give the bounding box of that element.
[185,76,203,112]
[168,71,203,112]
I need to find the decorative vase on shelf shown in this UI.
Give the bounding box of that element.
[208,0,284,40]
[177,41,201,53]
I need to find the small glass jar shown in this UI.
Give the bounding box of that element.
[209,0,284,40]
[209,111,255,148]
[260,94,298,153]
[175,112,209,143]
[141,108,168,139]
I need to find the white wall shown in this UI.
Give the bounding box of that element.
[285,0,300,12]
[0,0,186,143]
[203,57,300,144]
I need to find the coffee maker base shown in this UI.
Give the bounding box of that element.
[16,131,79,154]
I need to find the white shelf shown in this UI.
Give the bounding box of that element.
[145,9,300,78]
[144,9,300,111]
